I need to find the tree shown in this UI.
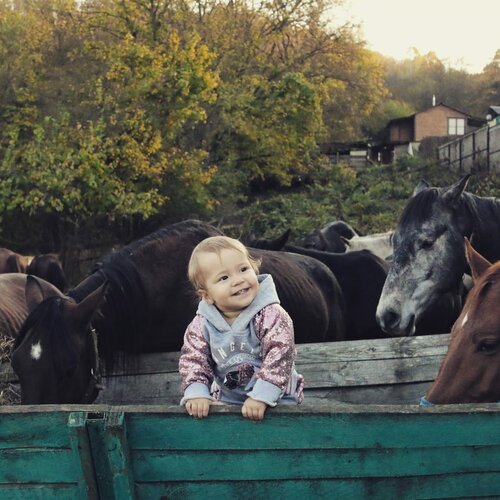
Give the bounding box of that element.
[0,0,219,251]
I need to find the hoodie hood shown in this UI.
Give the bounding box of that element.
[197,274,279,332]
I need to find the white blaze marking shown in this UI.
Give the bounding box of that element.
[30,342,42,360]
[461,313,468,326]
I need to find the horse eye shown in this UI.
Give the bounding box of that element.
[421,239,433,250]
[476,339,500,355]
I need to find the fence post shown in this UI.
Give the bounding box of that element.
[487,126,491,171]
[68,412,100,500]
[459,138,463,172]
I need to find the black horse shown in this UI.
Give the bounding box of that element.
[12,220,346,404]
[303,220,359,252]
[377,175,500,336]
[249,232,461,340]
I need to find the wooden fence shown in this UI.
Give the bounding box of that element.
[2,333,453,406]
[438,123,500,173]
[1,403,500,499]
[2,333,500,498]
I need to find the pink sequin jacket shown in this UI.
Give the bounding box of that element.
[179,274,304,406]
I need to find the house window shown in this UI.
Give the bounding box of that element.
[448,118,465,135]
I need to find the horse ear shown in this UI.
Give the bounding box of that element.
[413,179,429,196]
[72,281,108,327]
[7,254,22,273]
[276,229,291,249]
[464,237,491,282]
[316,229,327,244]
[25,275,46,312]
[341,236,351,247]
[25,275,62,313]
[441,175,470,205]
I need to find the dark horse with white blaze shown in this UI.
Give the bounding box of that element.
[12,220,345,404]
[376,175,500,337]
[423,239,500,404]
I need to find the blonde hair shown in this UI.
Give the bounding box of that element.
[188,236,260,291]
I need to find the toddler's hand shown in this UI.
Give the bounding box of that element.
[242,397,267,421]
[185,398,211,419]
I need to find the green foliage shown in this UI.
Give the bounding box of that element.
[0,0,498,256]
[209,72,324,196]
[221,157,472,242]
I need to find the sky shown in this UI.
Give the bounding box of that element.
[332,0,500,73]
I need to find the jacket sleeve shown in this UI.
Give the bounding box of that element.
[247,304,295,406]
[178,315,215,404]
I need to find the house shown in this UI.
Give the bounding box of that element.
[486,106,500,126]
[373,102,485,163]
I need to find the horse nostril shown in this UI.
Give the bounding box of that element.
[381,309,400,330]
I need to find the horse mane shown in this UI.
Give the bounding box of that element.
[68,254,147,372]
[68,219,221,371]
[462,193,500,261]
[14,297,79,379]
[399,188,500,261]
[103,219,219,263]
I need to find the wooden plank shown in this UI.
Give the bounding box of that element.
[94,333,452,375]
[0,411,72,449]
[0,484,82,500]
[0,449,79,483]
[103,412,136,500]
[130,446,500,481]
[122,407,500,450]
[86,334,450,405]
[134,473,500,500]
[0,333,452,380]
[67,412,99,500]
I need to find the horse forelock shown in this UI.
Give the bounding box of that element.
[469,262,500,301]
[398,188,440,231]
[14,297,79,379]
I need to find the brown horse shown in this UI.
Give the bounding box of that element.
[11,220,346,404]
[0,248,31,273]
[27,253,67,292]
[0,273,62,339]
[423,238,500,404]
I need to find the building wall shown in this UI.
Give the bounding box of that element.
[389,121,413,142]
[414,105,467,141]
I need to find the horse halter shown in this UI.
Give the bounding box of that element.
[81,326,104,403]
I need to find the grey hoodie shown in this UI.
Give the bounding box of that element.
[180,274,303,406]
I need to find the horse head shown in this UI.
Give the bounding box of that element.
[247,229,291,250]
[27,253,67,292]
[424,239,500,403]
[376,175,472,336]
[11,276,107,404]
